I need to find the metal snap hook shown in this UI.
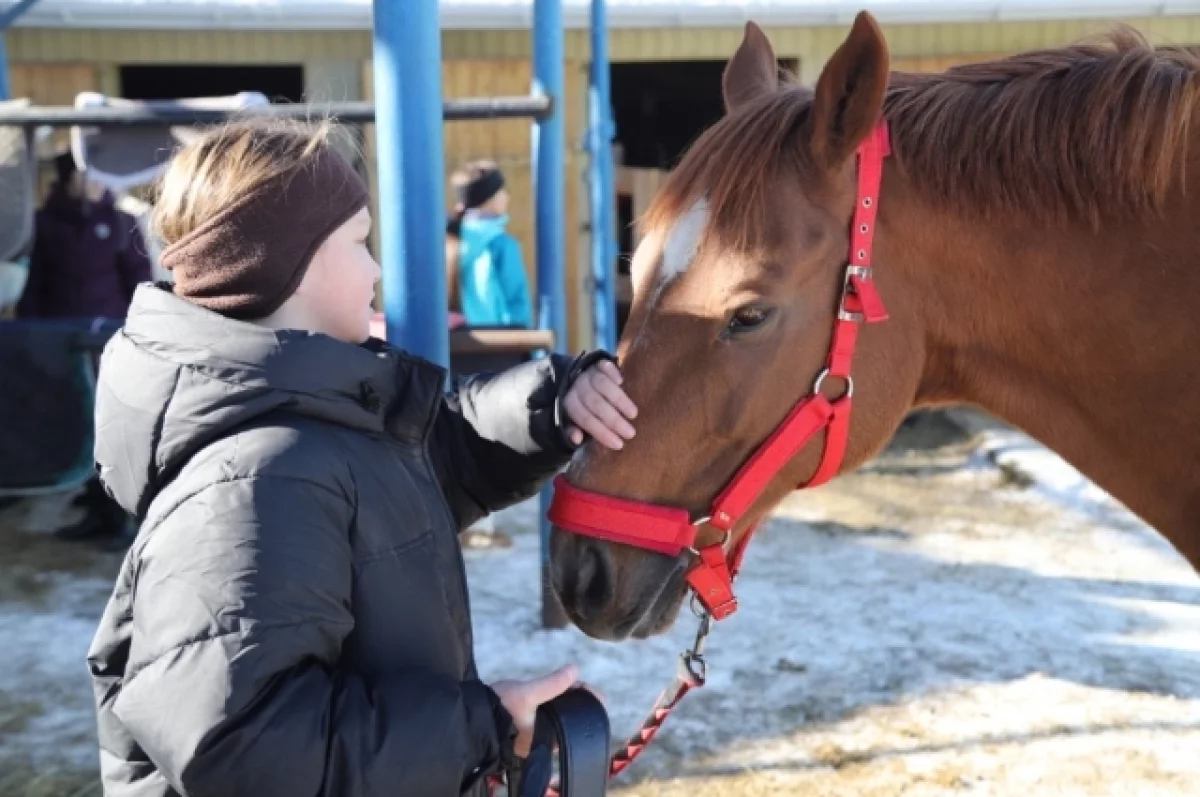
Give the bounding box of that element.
[679,610,713,684]
[690,611,713,655]
[678,652,708,686]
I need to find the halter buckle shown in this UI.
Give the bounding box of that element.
[838,264,889,324]
[837,265,873,322]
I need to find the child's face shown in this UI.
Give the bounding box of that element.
[294,207,381,344]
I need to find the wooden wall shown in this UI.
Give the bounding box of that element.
[10,63,96,105]
[891,53,1010,72]
[9,63,99,193]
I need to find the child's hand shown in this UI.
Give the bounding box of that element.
[562,359,638,449]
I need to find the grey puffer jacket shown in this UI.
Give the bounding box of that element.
[87,285,585,797]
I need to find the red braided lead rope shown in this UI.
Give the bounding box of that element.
[607,668,701,778]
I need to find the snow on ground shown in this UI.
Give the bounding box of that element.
[940,408,1126,519]
[1,410,1198,796]
[0,495,123,793]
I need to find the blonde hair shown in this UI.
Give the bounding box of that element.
[152,117,348,249]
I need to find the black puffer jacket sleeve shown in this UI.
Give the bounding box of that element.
[110,471,514,796]
[430,351,614,530]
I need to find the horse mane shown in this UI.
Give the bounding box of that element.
[647,26,1200,242]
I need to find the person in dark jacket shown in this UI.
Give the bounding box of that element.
[86,119,638,796]
[19,151,155,543]
[18,151,153,319]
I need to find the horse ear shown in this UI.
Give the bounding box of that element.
[809,11,890,170]
[723,22,779,113]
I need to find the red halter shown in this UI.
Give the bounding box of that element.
[549,121,892,622]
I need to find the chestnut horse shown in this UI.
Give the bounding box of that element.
[549,12,1200,643]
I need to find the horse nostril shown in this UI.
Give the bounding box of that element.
[576,542,598,587]
[575,543,612,620]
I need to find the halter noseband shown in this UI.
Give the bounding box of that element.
[549,121,892,621]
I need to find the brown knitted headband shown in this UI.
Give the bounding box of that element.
[160,146,369,320]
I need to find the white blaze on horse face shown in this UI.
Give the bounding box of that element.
[658,198,709,291]
[621,197,710,366]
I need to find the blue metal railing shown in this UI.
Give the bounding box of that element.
[533,0,570,629]
[369,0,578,628]
[589,0,619,353]
[373,0,450,368]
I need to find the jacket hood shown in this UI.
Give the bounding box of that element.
[94,284,439,517]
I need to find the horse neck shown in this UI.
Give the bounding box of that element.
[884,172,1200,554]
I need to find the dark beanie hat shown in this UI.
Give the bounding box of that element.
[160,146,369,320]
[455,167,505,210]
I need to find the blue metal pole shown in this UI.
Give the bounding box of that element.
[0,36,10,100]
[588,0,617,352]
[0,0,42,29]
[534,0,569,629]
[533,1,567,351]
[372,0,449,368]
[0,0,44,101]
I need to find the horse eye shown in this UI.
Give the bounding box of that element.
[725,307,773,334]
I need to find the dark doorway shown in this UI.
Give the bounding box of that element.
[610,58,798,170]
[611,60,726,170]
[608,58,797,336]
[120,65,305,103]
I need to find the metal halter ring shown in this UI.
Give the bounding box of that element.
[684,527,730,558]
[812,368,854,400]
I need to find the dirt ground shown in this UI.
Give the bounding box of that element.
[1,411,1196,796]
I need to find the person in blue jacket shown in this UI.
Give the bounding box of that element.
[446,162,533,328]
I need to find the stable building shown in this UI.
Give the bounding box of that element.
[8,0,1198,347]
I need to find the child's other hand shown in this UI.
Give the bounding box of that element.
[562,359,637,449]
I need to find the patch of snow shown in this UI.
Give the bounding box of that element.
[941,408,1120,512]
[0,572,113,771]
